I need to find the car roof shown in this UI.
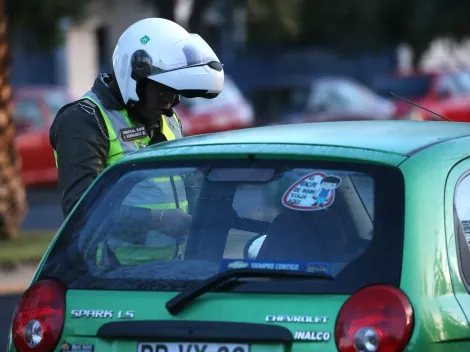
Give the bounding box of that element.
[169,120,469,151]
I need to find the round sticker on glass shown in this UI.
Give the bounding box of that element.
[282,172,342,211]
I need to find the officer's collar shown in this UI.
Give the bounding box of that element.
[91,73,126,111]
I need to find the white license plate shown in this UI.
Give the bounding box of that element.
[137,343,249,352]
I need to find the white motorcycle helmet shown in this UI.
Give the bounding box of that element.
[112,18,224,105]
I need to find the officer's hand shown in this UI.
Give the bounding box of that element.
[155,209,192,237]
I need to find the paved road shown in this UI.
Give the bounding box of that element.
[0,295,19,349]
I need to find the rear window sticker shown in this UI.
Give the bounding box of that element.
[220,259,331,273]
[282,172,342,211]
[227,260,250,269]
[306,262,330,274]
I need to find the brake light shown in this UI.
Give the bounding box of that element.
[12,278,67,352]
[334,285,414,352]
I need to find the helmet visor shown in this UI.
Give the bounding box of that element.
[151,34,220,74]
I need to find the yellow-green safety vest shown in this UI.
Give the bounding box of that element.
[53,90,188,263]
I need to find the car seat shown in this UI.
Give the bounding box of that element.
[256,188,366,262]
[256,209,330,261]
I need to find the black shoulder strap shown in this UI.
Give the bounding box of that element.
[77,98,99,115]
[76,98,112,141]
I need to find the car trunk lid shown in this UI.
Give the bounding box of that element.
[62,290,346,351]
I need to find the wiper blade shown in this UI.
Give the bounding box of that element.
[165,268,333,315]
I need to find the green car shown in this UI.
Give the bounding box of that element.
[9,120,470,352]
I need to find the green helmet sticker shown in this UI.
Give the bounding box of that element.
[140,35,150,45]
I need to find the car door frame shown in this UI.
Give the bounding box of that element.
[445,156,470,323]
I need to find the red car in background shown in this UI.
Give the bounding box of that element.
[175,75,254,135]
[15,76,254,188]
[371,69,470,122]
[14,86,75,187]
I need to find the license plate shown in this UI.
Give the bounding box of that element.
[137,343,249,352]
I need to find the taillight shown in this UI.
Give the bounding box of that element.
[12,278,67,352]
[335,284,414,352]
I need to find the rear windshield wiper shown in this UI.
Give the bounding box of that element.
[165,268,333,315]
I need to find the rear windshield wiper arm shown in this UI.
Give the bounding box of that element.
[165,268,333,315]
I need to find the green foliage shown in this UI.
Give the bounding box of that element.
[247,0,470,63]
[0,230,55,265]
[246,0,303,46]
[6,0,92,51]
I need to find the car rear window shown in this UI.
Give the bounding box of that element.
[373,75,433,100]
[40,159,404,294]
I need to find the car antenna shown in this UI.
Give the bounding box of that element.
[388,92,452,122]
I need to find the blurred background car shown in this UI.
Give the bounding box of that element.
[13,85,74,136]
[175,75,255,135]
[371,69,470,122]
[247,76,398,126]
[13,86,75,187]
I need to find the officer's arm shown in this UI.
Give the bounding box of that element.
[50,103,108,217]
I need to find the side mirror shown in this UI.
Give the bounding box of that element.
[243,234,266,260]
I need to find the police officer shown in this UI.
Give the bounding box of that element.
[50,18,224,239]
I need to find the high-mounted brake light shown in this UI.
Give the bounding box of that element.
[334,284,414,352]
[12,278,67,352]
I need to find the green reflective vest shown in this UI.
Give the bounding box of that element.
[53,90,188,264]
[53,90,188,212]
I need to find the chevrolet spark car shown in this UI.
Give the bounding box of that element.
[9,120,470,352]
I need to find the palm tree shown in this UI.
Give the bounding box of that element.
[0,0,214,239]
[0,0,25,239]
[0,0,90,239]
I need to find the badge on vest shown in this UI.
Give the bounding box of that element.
[120,126,148,142]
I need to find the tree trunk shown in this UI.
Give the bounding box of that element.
[0,0,26,240]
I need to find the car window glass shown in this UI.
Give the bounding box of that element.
[436,74,462,96]
[309,79,384,113]
[455,174,470,250]
[308,81,335,111]
[38,159,411,296]
[454,71,470,93]
[13,99,43,129]
[331,81,370,110]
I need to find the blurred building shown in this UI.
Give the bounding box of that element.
[397,38,470,74]
[10,0,196,97]
[13,0,470,99]
[64,0,158,97]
